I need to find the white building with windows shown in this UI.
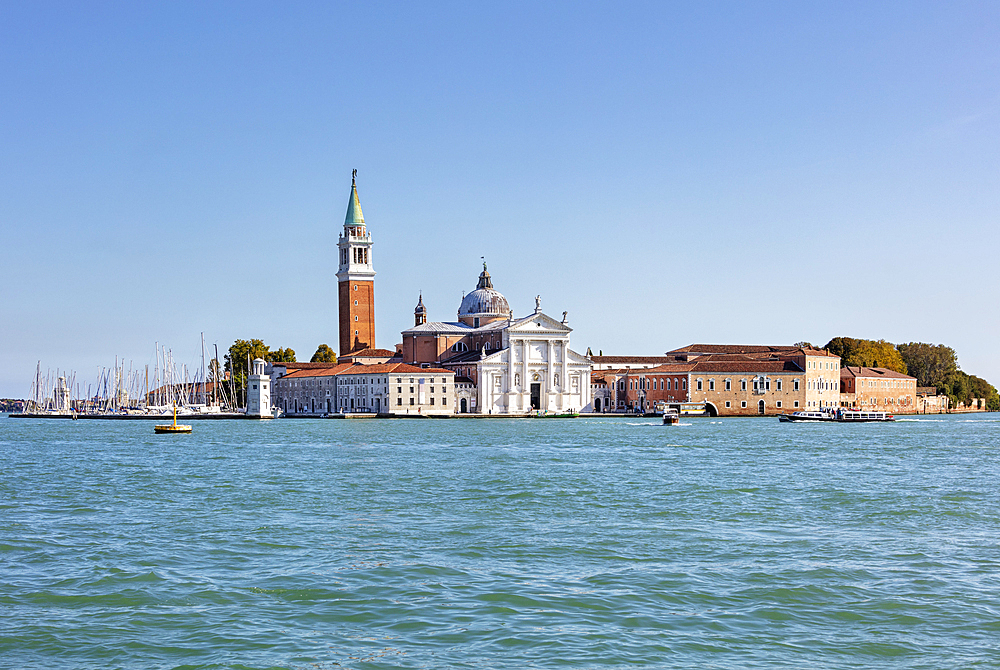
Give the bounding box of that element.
[271,361,455,416]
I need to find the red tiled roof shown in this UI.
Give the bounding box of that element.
[666,344,838,358]
[591,356,676,364]
[625,364,697,374]
[343,348,396,358]
[279,362,455,379]
[666,344,793,355]
[620,360,802,374]
[279,363,353,378]
[337,362,454,376]
[271,361,340,370]
[841,366,915,380]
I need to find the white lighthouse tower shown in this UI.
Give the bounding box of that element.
[246,357,272,419]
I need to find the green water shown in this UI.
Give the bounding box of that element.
[2,415,999,669]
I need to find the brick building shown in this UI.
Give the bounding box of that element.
[840,366,918,412]
[591,344,843,416]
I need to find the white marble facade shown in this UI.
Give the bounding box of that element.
[477,312,591,414]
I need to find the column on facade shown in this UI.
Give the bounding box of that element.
[507,338,516,405]
[521,339,529,411]
[561,340,568,404]
[547,339,554,409]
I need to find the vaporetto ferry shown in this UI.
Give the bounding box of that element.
[779,408,895,423]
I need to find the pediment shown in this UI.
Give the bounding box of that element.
[508,312,571,333]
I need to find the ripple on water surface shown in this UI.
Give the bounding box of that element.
[2,415,1000,668]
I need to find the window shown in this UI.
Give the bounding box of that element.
[741,379,747,391]
[696,379,703,391]
[682,379,687,390]
[725,379,731,391]
[409,387,414,393]
[776,401,782,408]
[354,285,358,291]
[709,379,715,391]
[430,397,435,405]
[776,379,782,391]
[741,401,747,408]
[725,401,731,408]
[794,379,800,391]
[409,398,414,405]
[794,401,799,408]
[666,379,671,390]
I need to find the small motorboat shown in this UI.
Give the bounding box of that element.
[662,412,680,425]
[778,410,836,423]
[155,407,192,434]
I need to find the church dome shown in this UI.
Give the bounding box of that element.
[458,264,510,322]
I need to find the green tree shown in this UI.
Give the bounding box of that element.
[968,375,1000,411]
[311,344,337,363]
[225,339,269,406]
[823,337,907,374]
[269,347,296,363]
[896,342,958,388]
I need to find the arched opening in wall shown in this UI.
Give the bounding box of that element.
[595,398,602,412]
[460,398,467,413]
[758,399,765,415]
[705,401,719,417]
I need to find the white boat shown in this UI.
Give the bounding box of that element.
[837,410,895,422]
[779,408,895,423]
[778,409,837,422]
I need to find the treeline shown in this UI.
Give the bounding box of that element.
[224,340,339,405]
[1,399,24,413]
[823,337,998,411]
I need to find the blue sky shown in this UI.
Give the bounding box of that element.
[1,1,998,398]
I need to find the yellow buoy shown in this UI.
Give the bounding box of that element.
[155,406,192,434]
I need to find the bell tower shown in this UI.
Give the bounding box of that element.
[337,170,376,355]
[414,293,427,327]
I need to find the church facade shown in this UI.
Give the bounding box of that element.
[400,265,592,414]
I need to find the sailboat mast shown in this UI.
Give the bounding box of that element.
[201,332,206,406]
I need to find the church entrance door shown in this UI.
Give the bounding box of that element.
[530,383,541,410]
[460,398,467,413]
